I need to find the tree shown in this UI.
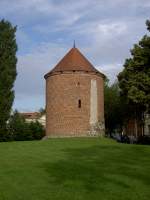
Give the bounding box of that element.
[39,107,46,115]
[8,110,32,141]
[146,19,150,32]
[118,20,150,136]
[8,110,45,141]
[0,20,17,139]
[29,121,45,140]
[104,80,125,135]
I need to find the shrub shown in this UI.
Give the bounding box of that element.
[29,121,45,140]
[5,110,45,142]
[0,130,13,142]
[137,135,150,145]
[8,111,32,141]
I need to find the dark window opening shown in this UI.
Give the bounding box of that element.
[78,99,81,108]
[77,82,80,86]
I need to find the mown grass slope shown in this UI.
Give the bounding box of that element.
[0,138,150,200]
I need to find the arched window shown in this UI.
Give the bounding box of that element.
[78,99,81,108]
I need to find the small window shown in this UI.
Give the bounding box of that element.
[77,82,80,86]
[78,99,81,108]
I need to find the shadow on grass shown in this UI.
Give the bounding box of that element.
[44,144,150,193]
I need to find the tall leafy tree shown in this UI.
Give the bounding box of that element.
[118,20,150,136]
[104,80,125,135]
[0,20,17,140]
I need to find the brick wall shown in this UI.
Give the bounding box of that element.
[46,71,104,137]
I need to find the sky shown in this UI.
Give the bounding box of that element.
[0,0,150,111]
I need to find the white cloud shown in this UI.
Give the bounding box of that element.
[15,42,66,92]
[97,22,127,36]
[13,42,68,110]
[99,63,123,83]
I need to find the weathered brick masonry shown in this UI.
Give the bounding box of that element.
[44,47,105,137]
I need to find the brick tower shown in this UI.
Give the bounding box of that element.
[44,46,105,137]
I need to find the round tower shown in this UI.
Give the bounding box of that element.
[44,46,105,137]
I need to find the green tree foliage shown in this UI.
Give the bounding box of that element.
[104,80,125,135]
[7,110,45,141]
[146,19,150,32]
[29,121,45,140]
[39,107,46,115]
[118,20,150,134]
[0,20,17,137]
[8,111,32,141]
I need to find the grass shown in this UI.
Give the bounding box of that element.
[0,138,150,200]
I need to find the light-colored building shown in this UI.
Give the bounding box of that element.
[20,112,46,127]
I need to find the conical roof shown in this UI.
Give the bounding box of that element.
[44,47,104,78]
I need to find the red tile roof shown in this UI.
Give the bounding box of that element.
[20,112,40,120]
[44,47,104,78]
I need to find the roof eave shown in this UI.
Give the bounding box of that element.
[44,69,105,79]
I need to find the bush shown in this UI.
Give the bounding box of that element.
[0,130,13,142]
[4,110,45,142]
[8,111,31,141]
[137,135,150,145]
[29,121,45,140]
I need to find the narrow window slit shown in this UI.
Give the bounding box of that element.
[78,99,81,108]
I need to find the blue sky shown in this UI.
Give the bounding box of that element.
[0,0,149,111]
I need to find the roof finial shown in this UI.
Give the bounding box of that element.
[73,40,76,48]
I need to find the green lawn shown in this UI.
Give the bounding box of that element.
[0,138,150,200]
